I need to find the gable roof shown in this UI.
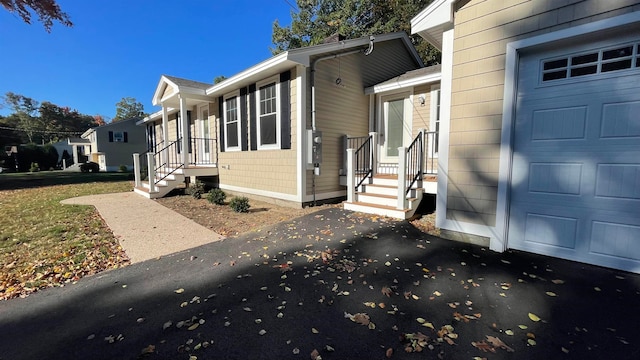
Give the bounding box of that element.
[152,75,211,106]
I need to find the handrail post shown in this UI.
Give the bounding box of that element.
[146,152,156,193]
[347,148,355,203]
[397,146,407,210]
[133,153,141,188]
[370,132,378,177]
[418,129,425,188]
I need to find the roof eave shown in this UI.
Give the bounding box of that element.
[411,0,456,51]
[365,71,442,95]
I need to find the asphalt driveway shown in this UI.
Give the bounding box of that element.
[1,208,638,359]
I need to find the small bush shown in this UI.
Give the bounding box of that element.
[229,196,250,213]
[206,188,227,205]
[118,164,128,172]
[186,180,207,199]
[29,162,40,172]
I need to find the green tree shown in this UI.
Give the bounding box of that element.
[113,97,146,122]
[2,92,40,143]
[271,0,440,65]
[0,0,72,32]
[214,75,228,84]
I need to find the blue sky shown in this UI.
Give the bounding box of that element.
[0,0,294,120]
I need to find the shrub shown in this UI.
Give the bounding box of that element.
[118,164,128,172]
[206,188,226,205]
[29,162,40,172]
[186,180,207,199]
[229,196,250,213]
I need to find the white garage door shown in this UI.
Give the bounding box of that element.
[508,35,640,273]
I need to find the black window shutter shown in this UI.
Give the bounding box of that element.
[123,132,128,143]
[249,84,257,150]
[280,70,291,149]
[218,96,225,152]
[108,131,114,142]
[240,87,248,151]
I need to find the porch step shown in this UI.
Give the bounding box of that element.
[343,201,413,219]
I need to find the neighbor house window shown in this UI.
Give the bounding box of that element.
[108,131,127,143]
[256,76,280,149]
[224,92,241,151]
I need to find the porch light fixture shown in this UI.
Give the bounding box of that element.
[418,94,426,106]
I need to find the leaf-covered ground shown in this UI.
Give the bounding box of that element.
[1,208,638,360]
[0,177,132,300]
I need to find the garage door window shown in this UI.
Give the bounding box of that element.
[542,42,640,82]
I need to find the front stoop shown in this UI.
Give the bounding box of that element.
[133,169,185,199]
[343,174,424,220]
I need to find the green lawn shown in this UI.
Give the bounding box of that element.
[0,172,132,300]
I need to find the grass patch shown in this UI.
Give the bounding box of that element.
[0,173,132,300]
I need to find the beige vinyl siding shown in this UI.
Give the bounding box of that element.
[216,67,298,198]
[446,0,639,226]
[162,84,174,99]
[411,84,437,173]
[306,54,369,196]
[412,84,432,136]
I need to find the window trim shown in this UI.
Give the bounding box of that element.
[223,90,242,152]
[255,75,281,150]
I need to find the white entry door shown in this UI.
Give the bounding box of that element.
[380,94,412,165]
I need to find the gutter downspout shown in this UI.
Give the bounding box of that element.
[309,36,375,205]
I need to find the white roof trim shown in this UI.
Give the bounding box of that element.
[365,71,441,94]
[206,53,292,97]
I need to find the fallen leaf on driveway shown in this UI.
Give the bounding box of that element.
[174,288,184,294]
[486,335,514,352]
[528,312,541,322]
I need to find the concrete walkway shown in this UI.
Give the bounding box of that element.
[61,192,224,263]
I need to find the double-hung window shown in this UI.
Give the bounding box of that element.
[256,76,280,149]
[223,92,241,151]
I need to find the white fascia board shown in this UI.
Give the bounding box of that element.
[411,0,453,33]
[80,128,94,139]
[365,72,441,94]
[137,108,174,126]
[411,0,455,50]
[205,53,292,97]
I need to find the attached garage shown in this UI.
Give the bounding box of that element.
[507,29,640,272]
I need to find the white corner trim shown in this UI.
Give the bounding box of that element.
[495,11,640,253]
[435,26,454,236]
[296,65,307,203]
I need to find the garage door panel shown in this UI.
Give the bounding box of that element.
[595,163,640,199]
[590,221,640,261]
[531,106,587,140]
[601,100,640,138]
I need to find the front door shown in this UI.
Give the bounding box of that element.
[199,105,210,163]
[380,94,412,165]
